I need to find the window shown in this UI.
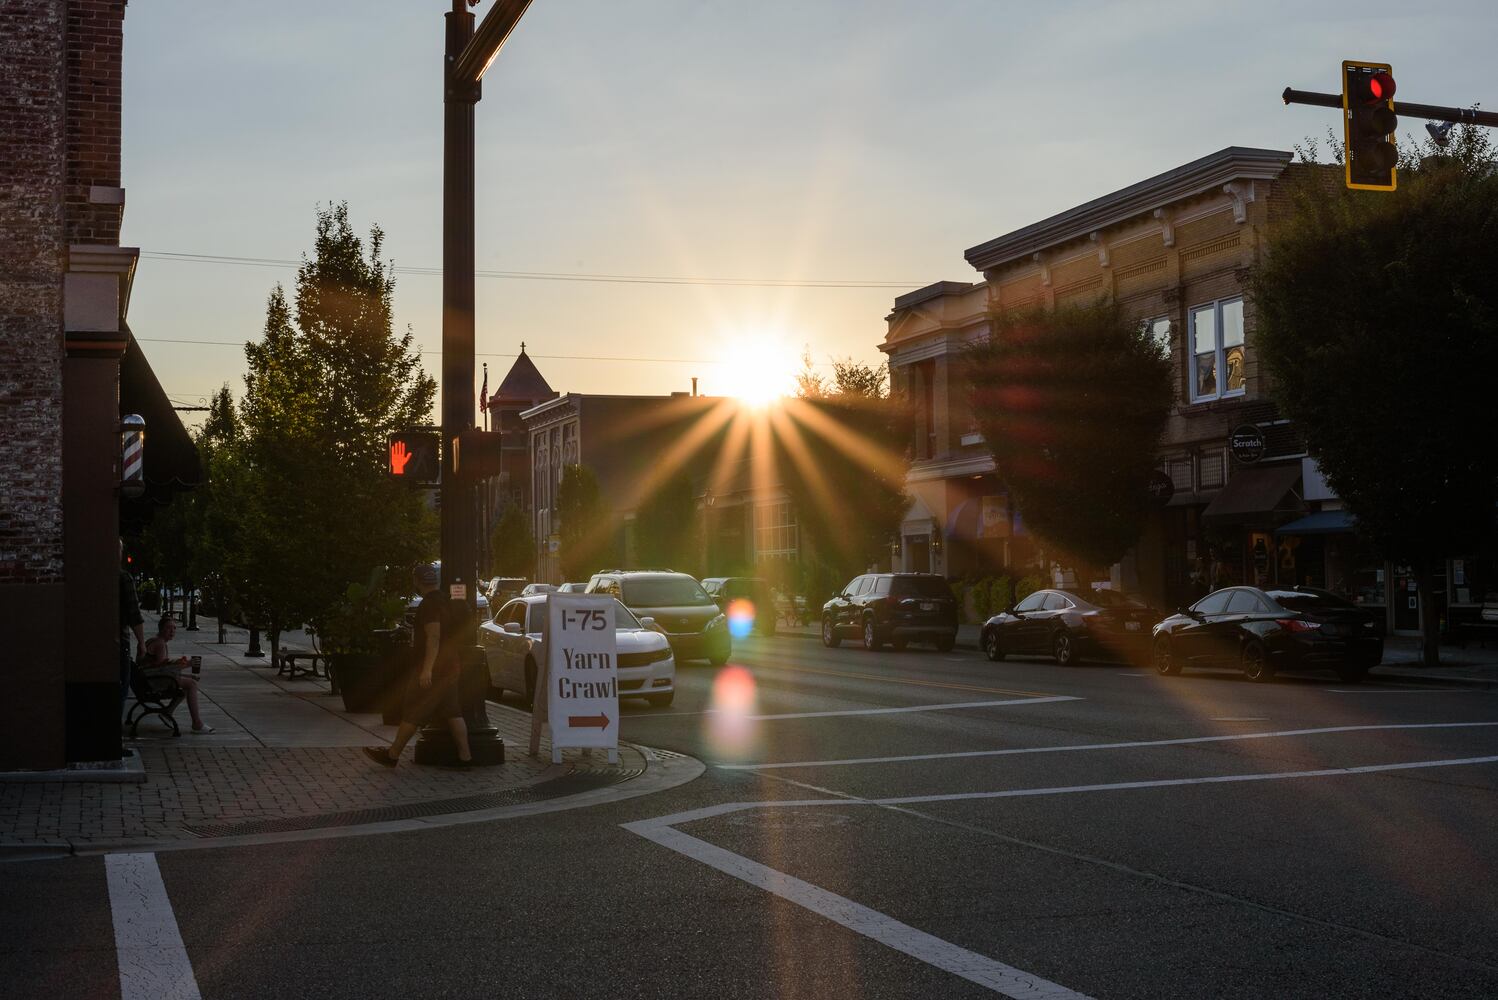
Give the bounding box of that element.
[1225,590,1265,614]
[872,577,891,596]
[1192,591,1232,615]
[1198,451,1225,490]
[1015,592,1047,613]
[1142,316,1172,356]
[1190,297,1246,402]
[622,577,714,606]
[754,502,798,560]
[1043,593,1073,611]
[1167,458,1193,493]
[889,577,952,599]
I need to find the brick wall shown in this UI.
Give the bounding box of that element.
[64,0,125,245]
[0,0,67,585]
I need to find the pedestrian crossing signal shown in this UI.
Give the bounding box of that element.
[387,431,439,484]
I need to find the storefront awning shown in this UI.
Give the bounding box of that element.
[1201,464,1303,523]
[1275,509,1356,535]
[120,325,201,511]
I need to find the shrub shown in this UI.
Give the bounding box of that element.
[1015,574,1044,602]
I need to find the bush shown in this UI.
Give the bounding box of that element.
[969,578,991,624]
[988,575,1013,615]
[1015,574,1044,602]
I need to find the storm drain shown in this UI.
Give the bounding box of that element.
[182,766,643,839]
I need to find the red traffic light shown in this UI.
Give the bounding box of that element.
[1365,71,1395,103]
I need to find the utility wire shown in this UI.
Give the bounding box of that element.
[139,250,920,289]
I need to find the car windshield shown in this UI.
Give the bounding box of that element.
[611,599,642,629]
[623,578,714,606]
[890,577,951,598]
[1087,589,1148,608]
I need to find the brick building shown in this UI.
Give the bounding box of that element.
[1,1,196,770]
[882,148,1394,613]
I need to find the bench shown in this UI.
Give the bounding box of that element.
[1451,596,1498,648]
[775,595,811,627]
[277,651,329,680]
[125,669,184,738]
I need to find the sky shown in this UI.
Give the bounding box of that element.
[119,0,1494,423]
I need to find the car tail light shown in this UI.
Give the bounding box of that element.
[1275,618,1321,633]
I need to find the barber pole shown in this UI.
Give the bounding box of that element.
[121,413,145,499]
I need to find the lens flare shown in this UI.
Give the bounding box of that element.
[705,664,758,759]
[726,598,756,639]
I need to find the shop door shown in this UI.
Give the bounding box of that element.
[905,535,930,573]
[1392,564,1420,633]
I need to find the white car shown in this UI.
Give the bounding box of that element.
[479,594,676,708]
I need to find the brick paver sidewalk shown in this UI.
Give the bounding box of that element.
[0,614,644,853]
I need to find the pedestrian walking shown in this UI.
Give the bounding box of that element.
[120,540,146,721]
[363,564,474,768]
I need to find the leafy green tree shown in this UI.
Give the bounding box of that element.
[965,299,1173,575]
[489,503,535,579]
[780,360,911,587]
[556,465,613,581]
[232,203,437,664]
[1250,125,1498,665]
[634,472,700,575]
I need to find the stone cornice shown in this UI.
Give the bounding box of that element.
[963,147,1291,272]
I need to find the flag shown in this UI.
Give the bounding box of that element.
[479,363,489,412]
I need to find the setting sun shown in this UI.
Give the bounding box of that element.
[713,336,798,407]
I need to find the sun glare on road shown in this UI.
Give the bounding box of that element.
[705,664,759,759]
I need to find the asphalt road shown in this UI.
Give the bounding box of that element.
[6,635,1498,999]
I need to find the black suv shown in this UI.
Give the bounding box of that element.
[822,573,959,651]
[587,570,731,665]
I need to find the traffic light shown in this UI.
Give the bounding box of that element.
[387,431,440,484]
[1343,61,1397,191]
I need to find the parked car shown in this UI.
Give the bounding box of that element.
[485,577,528,604]
[701,576,777,637]
[981,588,1160,666]
[1152,585,1383,683]
[586,570,731,665]
[480,594,676,708]
[520,582,556,596]
[821,573,958,651]
[557,582,588,594]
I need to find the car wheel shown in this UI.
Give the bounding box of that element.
[862,617,883,651]
[934,634,956,653]
[821,615,841,648]
[647,691,674,708]
[1154,637,1181,676]
[1053,630,1076,666]
[1242,640,1274,683]
[523,659,537,709]
[983,629,1005,662]
[1337,663,1370,684]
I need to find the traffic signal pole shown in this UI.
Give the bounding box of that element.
[1282,87,1498,127]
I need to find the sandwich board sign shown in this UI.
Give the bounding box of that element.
[540,594,619,764]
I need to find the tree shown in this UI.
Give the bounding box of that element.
[634,472,700,575]
[1249,125,1498,665]
[965,299,1173,574]
[232,203,437,664]
[488,503,535,579]
[556,465,612,581]
[780,359,910,590]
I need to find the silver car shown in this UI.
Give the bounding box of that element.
[479,594,676,708]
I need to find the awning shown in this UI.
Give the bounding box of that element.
[1201,464,1303,523]
[120,324,201,512]
[1275,509,1356,535]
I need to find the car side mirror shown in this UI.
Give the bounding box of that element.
[638,616,656,629]
[502,621,523,635]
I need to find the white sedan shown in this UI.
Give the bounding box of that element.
[479,594,676,709]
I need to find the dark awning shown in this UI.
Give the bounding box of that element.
[1201,464,1303,523]
[119,324,201,510]
[1276,509,1356,535]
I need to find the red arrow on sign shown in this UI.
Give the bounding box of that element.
[567,714,610,729]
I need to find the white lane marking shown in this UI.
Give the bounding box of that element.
[1210,717,1268,721]
[1118,672,1146,677]
[624,819,1094,999]
[716,695,1079,722]
[715,721,1498,771]
[106,853,202,1000]
[1324,688,1459,694]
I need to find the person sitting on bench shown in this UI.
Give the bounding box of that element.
[140,616,213,734]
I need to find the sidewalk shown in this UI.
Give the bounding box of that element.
[0,614,658,856]
[778,621,1498,688]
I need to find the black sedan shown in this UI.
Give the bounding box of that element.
[981,588,1159,665]
[1151,586,1383,683]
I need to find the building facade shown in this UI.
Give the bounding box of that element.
[884,148,1428,621]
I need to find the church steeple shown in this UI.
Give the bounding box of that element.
[493,342,555,406]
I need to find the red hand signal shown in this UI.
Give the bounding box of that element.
[390,440,412,475]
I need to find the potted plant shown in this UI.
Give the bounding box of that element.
[320,568,408,713]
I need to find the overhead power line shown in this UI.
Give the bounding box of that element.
[138,250,920,290]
